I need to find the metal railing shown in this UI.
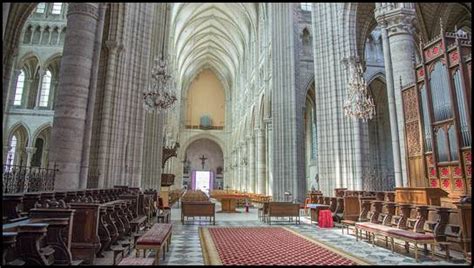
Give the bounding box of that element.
[2,164,58,193]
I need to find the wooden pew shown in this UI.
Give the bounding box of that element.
[29,204,76,265]
[181,201,215,225]
[22,192,42,215]
[68,202,101,264]
[3,194,23,221]
[3,232,25,265]
[16,223,55,265]
[267,202,300,225]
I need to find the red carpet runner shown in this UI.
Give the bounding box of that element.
[199,227,369,265]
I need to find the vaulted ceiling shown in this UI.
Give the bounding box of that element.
[170,3,257,94]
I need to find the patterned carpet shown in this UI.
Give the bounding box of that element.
[200,226,370,265]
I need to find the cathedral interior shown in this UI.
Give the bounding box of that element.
[2,2,472,266]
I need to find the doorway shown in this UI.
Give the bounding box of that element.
[193,170,213,196]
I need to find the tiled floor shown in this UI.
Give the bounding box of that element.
[97,200,468,266]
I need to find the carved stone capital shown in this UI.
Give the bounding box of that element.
[37,68,46,77]
[375,6,416,37]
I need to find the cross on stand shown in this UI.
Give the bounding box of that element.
[199,155,207,169]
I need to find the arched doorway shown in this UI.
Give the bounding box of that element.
[183,138,224,194]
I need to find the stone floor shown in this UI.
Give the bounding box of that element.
[95,200,467,266]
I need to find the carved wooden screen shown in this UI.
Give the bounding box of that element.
[401,31,472,198]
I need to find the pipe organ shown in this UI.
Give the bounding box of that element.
[401,29,471,199]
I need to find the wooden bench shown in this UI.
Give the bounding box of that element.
[135,223,172,265]
[355,221,436,262]
[181,201,215,225]
[267,202,300,225]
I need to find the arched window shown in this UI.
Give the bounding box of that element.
[7,136,17,165]
[301,3,312,11]
[14,71,25,106]
[36,3,46,13]
[39,70,52,107]
[51,3,62,15]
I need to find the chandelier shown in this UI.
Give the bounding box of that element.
[142,6,176,113]
[343,60,375,122]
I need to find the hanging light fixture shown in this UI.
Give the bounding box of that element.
[143,4,177,113]
[343,59,375,122]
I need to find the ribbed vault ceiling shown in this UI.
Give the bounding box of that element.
[171,3,257,93]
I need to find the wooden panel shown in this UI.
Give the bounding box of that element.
[408,156,425,187]
[342,196,360,221]
[68,203,101,264]
[395,187,449,206]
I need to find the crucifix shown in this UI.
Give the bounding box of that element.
[199,155,207,169]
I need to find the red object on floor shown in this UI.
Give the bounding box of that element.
[318,209,333,228]
[207,227,358,265]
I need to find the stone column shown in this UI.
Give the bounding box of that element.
[269,3,301,201]
[9,69,21,105]
[265,119,273,197]
[29,26,35,44]
[97,40,123,188]
[3,145,11,165]
[49,3,101,190]
[34,68,46,109]
[241,141,248,192]
[3,3,10,39]
[23,79,33,108]
[256,128,266,194]
[47,27,54,45]
[25,147,37,168]
[50,80,59,109]
[375,3,416,187]
[231,150,237,189]
[38,25,45,45]
[237,144,242,191]
[56,28,63,45]
[248,134,255,193]
[376,20,403,188]
[41,149,49,168]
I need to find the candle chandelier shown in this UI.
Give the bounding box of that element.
[343,60,375,122]
[142,5,177,113]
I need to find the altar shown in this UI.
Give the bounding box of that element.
[210,191,249,213]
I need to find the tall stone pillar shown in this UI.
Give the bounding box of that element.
[23,79,33,107]
[42,149,49,168]
[256,128,266,194]
[3,145,11,165]
[241,141,248,192]
[25,147,37,168]
[49,3,101,190]
[374,20,404,188]
[8,69,21,106]
[34,68,45,109]
[375,3,416,186]
[265,120,273,197]
[269,3,302,201]
[248,135,255,193]
[97,41,123,188]
[3,3,10,39]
